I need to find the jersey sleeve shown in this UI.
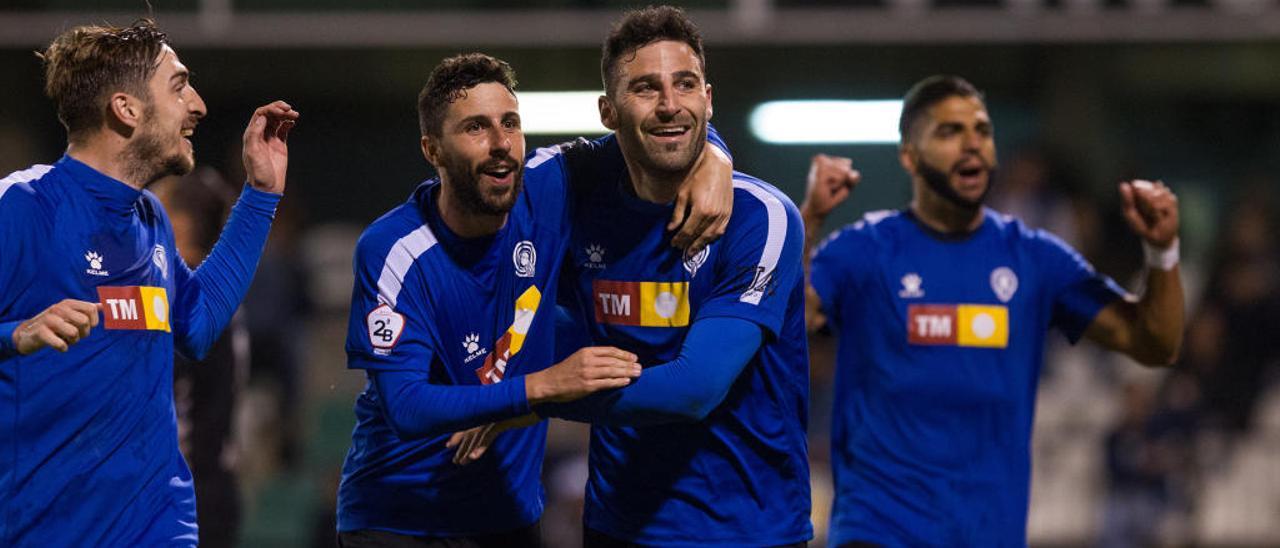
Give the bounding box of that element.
[1033,229,1126,343]
[809,225,867,330]
[0,183,41,357]
[344,228,438,372]
[695,182,804,339]
[171,185,279,360]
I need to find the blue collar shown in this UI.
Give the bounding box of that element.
[58,154,144,223]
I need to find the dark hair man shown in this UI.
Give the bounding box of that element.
[512,6,813,547]
[335,51,733,547]
[0,18,297,546]
[802,75,1184,547]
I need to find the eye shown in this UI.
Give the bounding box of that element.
[502,117,520,130]
[465,121,483,133]
[676,78,698,91]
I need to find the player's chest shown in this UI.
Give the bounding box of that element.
[569,234,714,331]
[877,255,1035,350]
[39,216,176,333]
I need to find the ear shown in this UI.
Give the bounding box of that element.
[898,142,917,174]
[108,92,144,130]
[704,83,713,121]
[598,95,618,131]
[421,135,440,166]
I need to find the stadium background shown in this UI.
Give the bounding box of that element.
[2,1,1279,546]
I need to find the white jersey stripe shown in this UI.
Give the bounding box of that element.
[0,164,53,202]
[525,144,564,170]
[734,181,787,305]
[376,223,438,307]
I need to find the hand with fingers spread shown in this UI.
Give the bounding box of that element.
[670,145,734,254]
[242,100,299,194]
[446,414,540,466]
[800,154,861,222]
[12,299,101,355]
[1119,179,1179,249]
[524,346,642,404]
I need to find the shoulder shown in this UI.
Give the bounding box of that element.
[355,202,438,273]
[0,164,58,230]
[728,172,802,231]
[815,208,901,258]
[986,208,1079,257]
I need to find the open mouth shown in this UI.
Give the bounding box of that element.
[647,125,690,142]
[953,158,988,187]
[479,161,517,186]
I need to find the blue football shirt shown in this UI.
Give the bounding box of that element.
[558,172,813,546]
[338,141,624,536]
[0,156,279,546]
[810,208,1125,547]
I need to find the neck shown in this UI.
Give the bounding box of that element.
[624,156,687,204]
[910,178,984,234]
[66,134,148,191]
[436,178,506,238]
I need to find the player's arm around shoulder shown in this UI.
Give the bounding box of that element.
[1084,180,1184,366]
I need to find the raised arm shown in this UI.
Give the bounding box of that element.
[172,102,298,359]
[799,154,860,333]
[1083,180,1184,365]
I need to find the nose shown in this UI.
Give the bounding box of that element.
[961,129,982,153]
[188,86,207,120]
[655,84,678,119]
[488,126,512,156]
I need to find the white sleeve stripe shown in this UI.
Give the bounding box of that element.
[375,223,438,308]
[525,145,564,169]
[733,181,787,305]
[0,164,53,202]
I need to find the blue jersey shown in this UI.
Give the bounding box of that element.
[338,143,613,536]
[559,172,812,546]
[0,156,279,546]
[810,209,1125,547]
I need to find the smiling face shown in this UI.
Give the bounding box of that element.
[425,81,525,216]
[600,39,711,181]
[125,46,206,184]
[901,94,998,209]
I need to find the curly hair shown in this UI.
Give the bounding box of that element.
[600,5,705,97]
[37,18,169,138]
[417,53,517,137]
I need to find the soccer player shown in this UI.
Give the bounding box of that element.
[802,75,1184,547]
[336,53,733,547]
[472,7,810,547]
[0,19,297,546]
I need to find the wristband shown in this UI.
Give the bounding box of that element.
[1143,238,1179,271]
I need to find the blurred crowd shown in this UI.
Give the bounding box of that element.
[3,131,1278,547]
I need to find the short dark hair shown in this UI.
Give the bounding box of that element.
[38,18,169,138]
[601,5,705,96]
[417,53,517,137]
[899,75,984,144]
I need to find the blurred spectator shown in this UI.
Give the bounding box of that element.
[1099,376,1199,548]
[1188,185,1280,433]
[153,168,249,548]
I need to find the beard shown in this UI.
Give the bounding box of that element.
[915,153,996,212]
[439,151,524,216]
[123,106,194,188]
[636,122,707,178]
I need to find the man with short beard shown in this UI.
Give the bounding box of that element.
[801,75,1185,546]
[336,52,731,547]
[0,19,297,546]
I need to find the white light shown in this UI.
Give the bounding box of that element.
[749,100,904,144]
[517,91,608,135]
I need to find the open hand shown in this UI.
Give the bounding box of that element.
[242,101,299,194]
